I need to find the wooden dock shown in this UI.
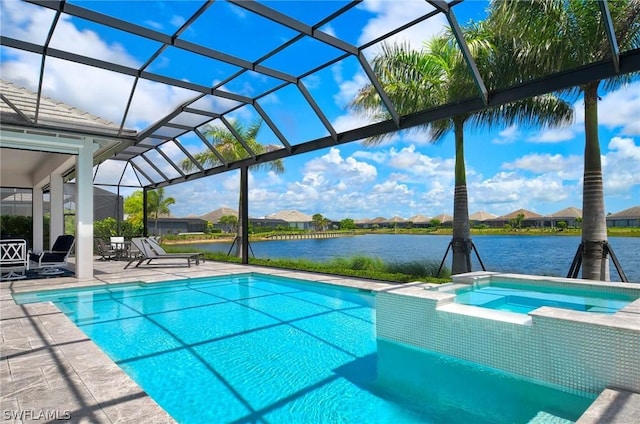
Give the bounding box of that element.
[264,232,353,240]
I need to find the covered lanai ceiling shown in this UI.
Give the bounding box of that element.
[1,0,639,190]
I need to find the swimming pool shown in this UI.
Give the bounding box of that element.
[14,273,595,423]
[448,280,638,314]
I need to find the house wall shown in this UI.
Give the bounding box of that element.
[153,219,207,235]
[607,218,640,228]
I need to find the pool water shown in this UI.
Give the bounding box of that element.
[15,273,596,423]
[453,281,636,314]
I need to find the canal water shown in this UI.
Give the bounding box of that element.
[189,234,640,283]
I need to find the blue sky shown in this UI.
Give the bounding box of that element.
[1,0,638,220]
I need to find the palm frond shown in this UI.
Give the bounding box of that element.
[473,93,574,131]
[487,0,639,93]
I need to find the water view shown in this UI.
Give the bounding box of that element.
[189,235,640,283]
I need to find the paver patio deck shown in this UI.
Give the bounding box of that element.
[1,258,638,423]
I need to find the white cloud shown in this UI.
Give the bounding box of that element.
[240,148,382,218]
[603,137,640,196]
[331,112,376,134]
[418,181,449,212]
[303,147,378,186]
[352,150,388,164]
[1,1,57,44]
[333,72,370,110]
[502,153,583,179]
[331,2,448,136]
[357,1,447,50]
[165,176,239,217]
[165,136,638,220]
[0,3,205,130]
[476,137,639,214]
[170,15,187,28]
[596,82,640,136]
[222,172,239,192]
[527,126,579,143]
[301,171,328,188]
[144,20,164,30]
[492,125,521,145]
[387,145,454,180]
[527,82,640,142]
[471,172,570,208]
[400,127,436,145]
[322,24,337,39]
[371,180,411,195]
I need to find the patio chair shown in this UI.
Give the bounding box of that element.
[95,238,116,261]
[0,239,29,281]
[124,237,203,269]
[110,236,130,260]
[29,234,75,270]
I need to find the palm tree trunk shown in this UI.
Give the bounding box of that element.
[451,118,472,275]
[581,82,609,280]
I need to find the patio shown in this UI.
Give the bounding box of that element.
[1,257,639,423]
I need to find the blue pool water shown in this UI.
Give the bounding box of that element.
[15,273,596,423]
[453,280,637,314]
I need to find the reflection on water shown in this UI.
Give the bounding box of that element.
[190,234,640,283]
[374,339,595,423]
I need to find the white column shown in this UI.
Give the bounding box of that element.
[75,141,94,279]
[49,172,64,249]
[32,186,44,252]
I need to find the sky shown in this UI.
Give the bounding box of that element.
[1,0,638,220]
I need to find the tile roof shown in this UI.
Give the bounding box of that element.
[0,80,134,137]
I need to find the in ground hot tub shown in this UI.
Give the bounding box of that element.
[375,271,640,397]
[435,275,638,314]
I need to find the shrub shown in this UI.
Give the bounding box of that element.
[385,259,450,278]
[1,215,34,241]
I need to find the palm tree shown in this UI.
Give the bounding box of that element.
[147,188,176,236]
[487,0,640,280]
[351,23,573,275]
[312,213,326,231]
[180,119,284,258]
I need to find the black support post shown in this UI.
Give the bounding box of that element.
[240,166,249,265]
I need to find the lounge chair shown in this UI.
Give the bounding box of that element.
[124,237,203,269]
[29,234,75,270]
[1,239,29,281]
[145,238,204,263]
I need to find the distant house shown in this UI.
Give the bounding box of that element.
[408,214,431,228]
[369,217,388,228]
[200,207,238,232]
[384,216,409,228]
[469,211,497,226]
[200,207,237,223]
[250,217,289,229]
[354,218,372,229]
[486,207,585,229]
[431,213,453,227]
[149,217,208,235]
[547,207,582,228]
[199,207,292,231]
[607,206,640,228]
[264,210,313,230]
[488,209,543,228]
